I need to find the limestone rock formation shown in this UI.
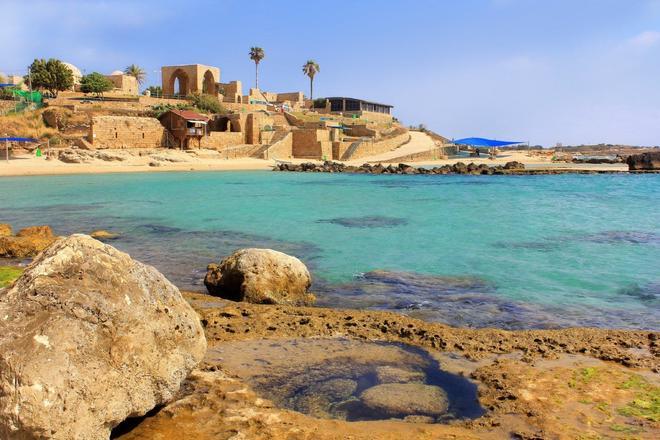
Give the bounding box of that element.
[359,383,449,417]
[274,160,528,175]
[0,224,11,237]
[0,234,206,440]
[627,151,660,170]
[0,225,58,258]
[375,366,425,384]
[204,248,315,306]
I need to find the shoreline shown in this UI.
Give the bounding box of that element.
[0,149,634,178]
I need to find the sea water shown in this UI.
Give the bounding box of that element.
[0,171,658,329]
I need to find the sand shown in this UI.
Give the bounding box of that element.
[0,147,628,178]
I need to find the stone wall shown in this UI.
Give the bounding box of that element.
[199,132,244,150]
[254,132,293,160]
[90,116,166,149]
[344,124,377,138]
[292,129,331,158]
[105,74,138,95]
[275,92,304,103]
[218,81,243,103]
[223,102,268,113]
[378,147,451,163]
[345,132,411,161]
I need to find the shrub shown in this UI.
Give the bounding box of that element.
[150,103,194,118]
[313,98,326,109]
[189,93,224,114]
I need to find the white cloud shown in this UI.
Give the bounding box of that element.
[628,30,660,48]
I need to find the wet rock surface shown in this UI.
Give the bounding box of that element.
[204,248,316,306]
[0,224,58,258]
[0,235,206,440]
[360,383,449,417]
[274,160,642,175]
[204,337,481,423]
[275,160,527,175]
[0,224,12,237]
[113,293,659,440]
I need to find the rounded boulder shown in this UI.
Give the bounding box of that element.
[204,248,315,306]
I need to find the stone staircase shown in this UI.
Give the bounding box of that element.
[251,131,292,159]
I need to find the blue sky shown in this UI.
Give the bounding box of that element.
[2,0,659,146]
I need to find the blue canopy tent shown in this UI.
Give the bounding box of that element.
[1,137,38,163]
[452,137,526,158]
[453,137,524,147]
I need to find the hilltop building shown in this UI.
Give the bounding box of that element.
[106,71,139,95]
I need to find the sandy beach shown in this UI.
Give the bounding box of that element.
[0,148,628,177]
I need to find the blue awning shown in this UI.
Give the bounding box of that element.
[453,137,523,147]
[0,137,38,142]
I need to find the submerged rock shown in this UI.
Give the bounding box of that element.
[0,234,206,440]
[317,215,407,229]
[360,383,449,417]
[89,229,119,240]
[375,366,425,384]
[204,248,315,306]
[0,225,58,258]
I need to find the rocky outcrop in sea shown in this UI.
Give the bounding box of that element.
[0,224,59,258]
[627,151,660,170]
[274,161,526,175]
[204,248,316,306]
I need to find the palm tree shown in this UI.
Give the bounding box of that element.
[124,64,146,86]
[249,47,265,89]
[302,60,320,101]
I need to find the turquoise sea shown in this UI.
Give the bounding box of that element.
[1,171,658,330]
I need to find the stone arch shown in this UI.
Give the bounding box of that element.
[202,70,216,95]
[168,69,190,97]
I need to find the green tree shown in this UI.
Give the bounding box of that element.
[124,64,146,86]
[80,72,114,97]
[249,46,265,89]
[145,85,162,97]
[25,58,74,97]
[302,60,320,101]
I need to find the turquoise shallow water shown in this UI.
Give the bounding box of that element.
[1,171,658,329]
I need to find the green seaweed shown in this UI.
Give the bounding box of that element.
[615,375,660,422]
[609,423,642,434]
[617,391,660,422]
[0,266,23,288]
[568,367,599,388]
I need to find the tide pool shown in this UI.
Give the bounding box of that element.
[1,171,658,329]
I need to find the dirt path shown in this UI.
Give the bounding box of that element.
[349,131,436,164]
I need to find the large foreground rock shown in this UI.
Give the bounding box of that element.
[0,234,206,440]
[359,383,449,417]
[204,248,315,306]
[0,225,58,258]
[627,151,660,170]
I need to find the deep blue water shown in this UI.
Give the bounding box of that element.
[1,171,658,330]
